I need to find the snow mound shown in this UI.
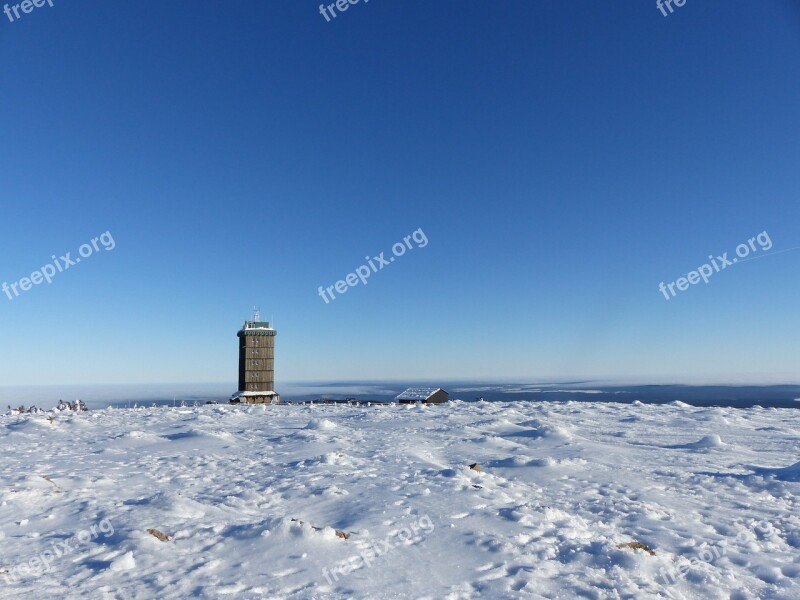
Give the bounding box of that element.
[528,457,557,467]
[489,455,538,468]
[110,551,136,572]
[116,430,163,443]
[687,434,725,449]
[304,419,337,431]
[125,491,208,519]
[489,455,566,468]
[752,461,800,482]
[301,452,360,467]
[505,420,572,441]
[126,430,157,439]
[321,452,352,465]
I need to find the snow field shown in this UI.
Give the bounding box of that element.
[0,400,798,599]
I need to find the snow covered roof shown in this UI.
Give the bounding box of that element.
[238,321,276,337]
[230,391,278,398]
[394,387,445,401]
[243,321,274,330]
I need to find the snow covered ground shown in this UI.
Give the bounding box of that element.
[1,400,798,599]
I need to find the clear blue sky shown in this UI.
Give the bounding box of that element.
[1,0,799,386]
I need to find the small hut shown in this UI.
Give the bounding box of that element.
[395,387,449,405]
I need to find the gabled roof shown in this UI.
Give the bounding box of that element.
[394,387,446,401]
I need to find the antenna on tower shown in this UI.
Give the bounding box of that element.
[253,306,260,322]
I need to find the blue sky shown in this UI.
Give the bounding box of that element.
[1,0,799,387]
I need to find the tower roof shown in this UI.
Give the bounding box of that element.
[244,321,273,330]
[238,321,276,337]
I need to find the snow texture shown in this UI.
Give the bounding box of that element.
[0,401,798,599]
